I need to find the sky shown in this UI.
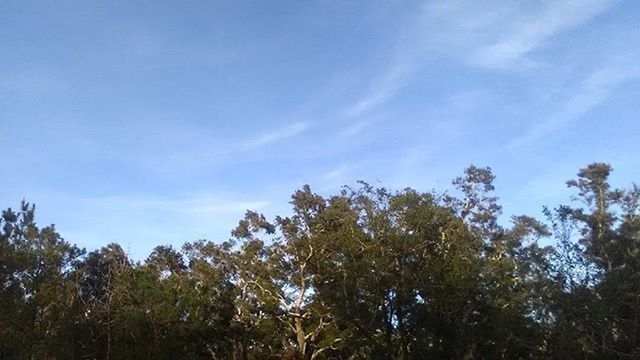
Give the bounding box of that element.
[2,0,639,258]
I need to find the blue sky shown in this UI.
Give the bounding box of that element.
[2,0,639,258]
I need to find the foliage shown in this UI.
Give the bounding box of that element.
[2,163,640,359]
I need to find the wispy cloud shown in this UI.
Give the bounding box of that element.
[509,59,640,148]
[342,3,430,119]
[472,0,614,69]
[423,0,615,70]
[339,120,372,139]
[344,62,414,118]
[342,0,614,120]
[322,164,349,182]
[25,191,271,257]
[241,120,312,150]
[79,194,269,215]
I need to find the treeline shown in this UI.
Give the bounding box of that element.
[1,163,640,359]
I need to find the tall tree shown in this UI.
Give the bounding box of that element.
[0,201,84,359]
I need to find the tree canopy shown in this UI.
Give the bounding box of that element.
[2,163,640,359]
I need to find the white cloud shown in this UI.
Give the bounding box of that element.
[339,120,371,139]
[342,0,614,120]
[344,62,414,118]
[322,164,349,181]
[421,0,615,70]
[79,194,269,215]
[16,191,272,258]
[183,200,270,214]
[241,120,312,150]
[509,59,640,147]
[472,0,614,69]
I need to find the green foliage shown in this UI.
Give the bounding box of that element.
[2,163,640,358]
[0,201,84,359]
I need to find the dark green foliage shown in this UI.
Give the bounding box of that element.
[2,163,640,359]
[0,201,84,359]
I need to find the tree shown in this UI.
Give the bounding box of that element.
[0,201,84,359]
[3,162,640,359]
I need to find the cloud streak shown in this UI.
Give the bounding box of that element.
[344,62,414,118]
[472,0,614,69]
[24,191,271,258]
[241,120,312,150]
[343,0,614,120]
[76,193,269,215]
[509,59,640,148]
[423,0,615,69]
